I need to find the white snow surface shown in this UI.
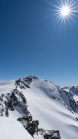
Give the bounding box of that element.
[0,117,32,139]
[0,80,15,95]
[0,77,78,139]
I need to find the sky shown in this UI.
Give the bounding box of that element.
[0,0,78,86]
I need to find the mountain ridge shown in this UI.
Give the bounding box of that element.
[0,75,78,139]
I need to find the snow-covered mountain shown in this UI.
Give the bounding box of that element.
[62,86,78,103]
[0,76,78,139]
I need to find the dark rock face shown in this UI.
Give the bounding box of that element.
[38,129,61,139]
[60,90,78,112]
[0,78,62,139]
[62,86,78,112]
[15,77,31,89]
[0,88,27,117]
[17,115,32,122]
[0,91,61,138]
[26,120,39,136]
[15,75,39,89]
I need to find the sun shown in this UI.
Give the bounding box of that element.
[61,6,70,17]
[55,0,78,24]
[47,0,78,25]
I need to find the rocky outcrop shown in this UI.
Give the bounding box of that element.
[60,89,78,112]
[15,75,34,89]
[0,77,62,139]
[38,128,61,139]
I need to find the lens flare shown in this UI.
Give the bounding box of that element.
[46,0,78,26]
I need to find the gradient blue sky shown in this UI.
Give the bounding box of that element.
[0,0,78,86]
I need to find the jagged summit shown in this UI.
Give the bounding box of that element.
[0,75,78,139]
[63,86,78,95]
[15,75,78,112]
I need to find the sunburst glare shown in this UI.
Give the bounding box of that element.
[47,0,78,26]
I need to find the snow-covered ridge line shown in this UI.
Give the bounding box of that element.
[0,76,61,139]
[16,75,78,112]
[0,75,78,139]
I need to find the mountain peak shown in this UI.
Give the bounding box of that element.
[0,76,78,139]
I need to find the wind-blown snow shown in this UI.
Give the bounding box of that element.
[0,80,15,95]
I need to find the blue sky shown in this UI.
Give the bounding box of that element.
[0,0,78,86]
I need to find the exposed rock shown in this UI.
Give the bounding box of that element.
[0,79,62,139]
[26,120,39,136]
[38,129,61,139]
[17,115,32,122]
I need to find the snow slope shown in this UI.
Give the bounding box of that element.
[0,76,78,139]
[0,117,32,139]
[0,80,15,95]
[17,77,78,139]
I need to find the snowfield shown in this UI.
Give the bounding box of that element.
[0,117,32,139]
[0,76,78,139]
